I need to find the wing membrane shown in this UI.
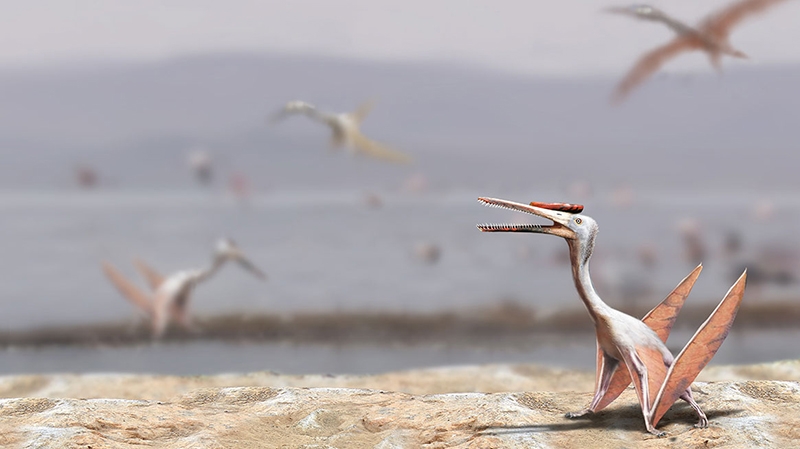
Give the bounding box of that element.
[643,264,703,340]
[350,100,375,124]
[613,37,701,104]
[134,258,165,291]
[102,262,154,317]
[351,132,412,164]
[651,271,747,426]
[701,0,789,40]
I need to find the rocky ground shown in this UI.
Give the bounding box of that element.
[1,361,799,448]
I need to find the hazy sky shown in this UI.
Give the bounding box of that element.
[0,0,797,76]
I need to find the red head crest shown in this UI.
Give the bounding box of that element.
[528,201,584,214]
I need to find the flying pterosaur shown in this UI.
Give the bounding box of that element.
[607,1,790,103]
[270,100,411,164]
[478,198,747,436]
[103,238,266,337]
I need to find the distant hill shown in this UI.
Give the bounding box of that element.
[0,52,796,191]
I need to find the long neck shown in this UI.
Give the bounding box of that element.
[654,14,697,36]
[193,256,226,284]
[303,107,333,124]
[567,240,611,324]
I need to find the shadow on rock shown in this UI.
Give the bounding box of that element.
[478,404,743,436]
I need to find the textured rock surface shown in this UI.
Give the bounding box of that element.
[1,382,799,448]
[0,361,799,448]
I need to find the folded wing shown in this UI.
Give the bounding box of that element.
[102,262,155,317]
[134,258,165,291]
[651,271,747,426]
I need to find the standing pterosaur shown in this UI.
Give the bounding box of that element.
[103,238,267,337]
[607,1,790,103]
[478,198,747,436]
[270,100,411,164]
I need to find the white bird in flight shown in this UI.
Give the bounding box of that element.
[271,100,412,164]
[607,0,791,103]
[103,238,266,338]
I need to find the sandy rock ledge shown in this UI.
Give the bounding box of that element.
[0,379,798,448]
[2,361,800,448]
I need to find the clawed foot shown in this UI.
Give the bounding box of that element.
[565,409,592,419]
[647,427,667,438]
[694,417,709,428]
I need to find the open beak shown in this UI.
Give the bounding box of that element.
[477,197,579,240]
[230,251,268,280]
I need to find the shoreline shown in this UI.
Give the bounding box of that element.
[1,300,798,348]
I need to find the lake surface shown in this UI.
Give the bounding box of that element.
[1,329,796,376]
[1,188,798,373]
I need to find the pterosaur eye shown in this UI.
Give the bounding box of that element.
[575,218,583,225]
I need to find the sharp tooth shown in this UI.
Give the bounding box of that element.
[477,223,543,231]
[478,198,515,212]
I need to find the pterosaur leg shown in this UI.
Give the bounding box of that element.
[171,303,200,334]
[566,350,619,418]
[680,388,708,428]
[622,348,665,437]
[591,265,703,412]
[150,291,173,338]
[133,258,165,291]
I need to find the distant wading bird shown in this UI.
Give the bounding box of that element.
[607,0,790,103]
[270,100,411,164]
[477,198,747,436]
[103,239,267,337]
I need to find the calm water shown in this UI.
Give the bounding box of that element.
[0,329,796,376]
[1,188,799,373]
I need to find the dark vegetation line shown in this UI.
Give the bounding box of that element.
[0,301,796,348]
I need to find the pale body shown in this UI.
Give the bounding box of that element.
[478,198,746,436]
[149,263,222,336]
[326,113,361,154]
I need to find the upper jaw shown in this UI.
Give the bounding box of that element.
[226,249,267,280]
[235,255,268,280]
[604,5,659,18]
[603,6,645,17]
[476,197,577,239]
[217,240,268,280]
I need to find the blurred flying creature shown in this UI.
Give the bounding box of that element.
[270,100,412,164]
[606,0,790,103]
[103,238,266,338]
[187,150,213,185]
[478,197,747,436]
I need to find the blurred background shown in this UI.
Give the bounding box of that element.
[0,0,799,375]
